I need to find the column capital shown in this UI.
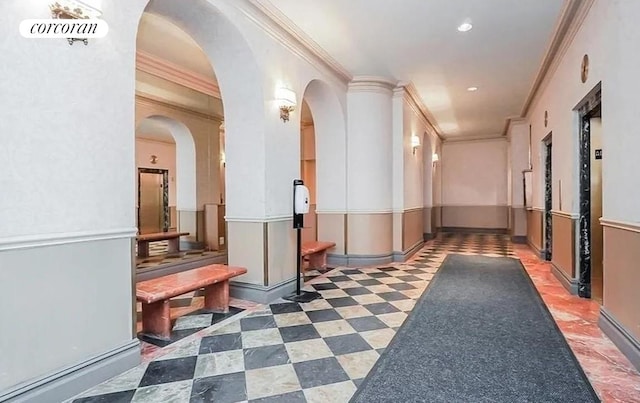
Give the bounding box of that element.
[348,76,397,93]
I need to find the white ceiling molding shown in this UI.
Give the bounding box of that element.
[136,94,224,122]
[520,0,596,119]
[136,50,221,99]
[402,82,444,142]
[233,0,352,86]
[443,134,506,144]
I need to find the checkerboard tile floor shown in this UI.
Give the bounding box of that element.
[71,233,516,403]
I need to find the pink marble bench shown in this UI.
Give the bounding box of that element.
[136,264,247,341]
[302,240,336,270]
[136,231,189,258]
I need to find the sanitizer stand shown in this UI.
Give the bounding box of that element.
[283,179,322,303]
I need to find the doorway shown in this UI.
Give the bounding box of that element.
[576,83,602,299]
[138,168,169,234]
[543,136,552,261]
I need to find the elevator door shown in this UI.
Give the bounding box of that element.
[590,117,603,303]
[139,172,163,234]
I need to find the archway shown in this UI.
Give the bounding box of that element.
[130,0,265,347]
[135,116,196,235]
[299,79,348,255]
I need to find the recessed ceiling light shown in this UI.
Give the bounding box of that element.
[458,21,473,32]
[467,86,478,92]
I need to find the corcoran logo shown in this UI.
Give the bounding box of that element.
[19,19,108,39]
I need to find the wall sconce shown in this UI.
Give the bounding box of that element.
[411,135,421,155]
[432,153,439,166]
[150,155,158,164]
[276,87,297,122]
[49,0,103,45]
[220,151,226,167]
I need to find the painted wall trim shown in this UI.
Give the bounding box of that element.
[230,277,297,304]
[599,308,640,372]
[521,0,596,117]
[1,339,140,403]
[551,262,579,295]
[328,253,393,267]
[551,210,579,219]
[0,228,138,252]
[531,207,545,212]
[392,240,424,262]
[225,216,292,223]
[345,210,394,215]
[527,241,546,260]
[136,95,223,121]
[136,51,221,98]
[600,218,640,234]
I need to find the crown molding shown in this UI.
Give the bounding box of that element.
[135,94,224,122]
[234,0,352,86]
[402,82,444,142]
[136,50,221,99]
[443,135,507,144]
[520,0,595,118]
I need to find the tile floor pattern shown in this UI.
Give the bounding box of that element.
[72,233,516,403]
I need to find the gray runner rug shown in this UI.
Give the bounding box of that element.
[351,254,599,403]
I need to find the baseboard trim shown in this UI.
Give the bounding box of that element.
[180,240,205,250]
[423,233,436,241]
[327,253,393,267]
[599,308,640,372]
[551,262,578,295]
[136,254,227,282]
[392,241,424,262]
[441,227,508,234]
[1,339,141,403]
[230,277,298,304]
[527,240,546,259]
[511,235,527,244]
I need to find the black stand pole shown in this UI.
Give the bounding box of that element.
[296,226,302,295]
[283,179,321,303]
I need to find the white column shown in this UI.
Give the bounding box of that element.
[346,77,395,262]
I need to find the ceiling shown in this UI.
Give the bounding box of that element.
[263,0,566,139]
[136,118,175,143]
[137,12,216,79]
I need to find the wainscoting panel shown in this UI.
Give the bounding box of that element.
[441,205,509,230]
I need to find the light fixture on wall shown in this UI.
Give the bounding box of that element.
[411,135,421,155]
[49,0,103,45]
[220,151,226,167]
[432,153,439,165]
[276,87,297,122]
[150,155,158,164]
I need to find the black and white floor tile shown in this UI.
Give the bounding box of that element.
[71,233,516,403]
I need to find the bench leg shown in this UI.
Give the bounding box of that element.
[141,300,171,341]
[138,241,149,258]
[308,251,327,270]
[167,238,180,254]
[203,280,230,313]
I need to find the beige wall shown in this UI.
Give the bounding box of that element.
[135,96,222,210]
[602,222,640,341]
[442,206,509,230]
[527,209,544,252]
[318,213,346,255]
[403,208,424,250]
[347,213,393,256]
[551,212,575,280]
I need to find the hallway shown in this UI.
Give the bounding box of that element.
[69,234,640,402]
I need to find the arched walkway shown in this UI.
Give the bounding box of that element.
[300,79,348,253]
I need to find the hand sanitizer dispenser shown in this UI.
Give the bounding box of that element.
[294,183,310,214]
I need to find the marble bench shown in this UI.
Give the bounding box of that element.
[136,264,247,341]
[302,240,336,270]
[136,231,189,258]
